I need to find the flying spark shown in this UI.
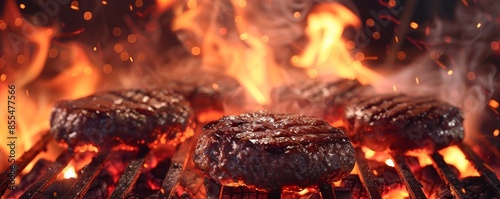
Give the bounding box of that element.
[489,99,499,109]
[410,22,418,29]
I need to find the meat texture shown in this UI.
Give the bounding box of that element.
[163,72,241,122]
[345,94,464,152]
[272,79,374,124]
[193,111,355,191]
[50,88,195,149]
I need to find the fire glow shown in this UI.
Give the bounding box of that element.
[1,0,499,198]
[63,165,77,179]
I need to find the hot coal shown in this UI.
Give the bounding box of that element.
[179,169,206,199]
[50,88,195,150]
[96,150,139,193]
[436,176,499,199]
[345,94,464,152]
[41,178,107,199]
[163,72,241,122]
[126,190,161,199]
[132,158,171,192]
[415,164,459,198]
[194,111,355,191]
[340,160,404,199]
[272,79,373,124]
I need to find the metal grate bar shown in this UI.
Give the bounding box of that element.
[458,143,500,197]
[19,150,73,199]
[267,190,282,199]
[178,190,195,199]
[108,154,147,198]
[333,188,352,199]
[204,178,223,199]
[63,151,111,198]
[354,148,383,199]
[159,162,185,198]
[390,153,427,199]
[158,139,194,198]
[221,185,266,199]
[430,152,466,198]
[0,132,51,196]
[479,136,500,159]
[319,184,336,199]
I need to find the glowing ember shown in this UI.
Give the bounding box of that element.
[297,188,313,195]
[492,41,499,50]
[410,22,419,29]
[156,0,176,12]
[488,99,499,109]
[362,147,376,159]
[74,144,99,153]
[63,165,77,179]
[440,146,479,177]
[83,12,93,21]
[384,189,409,199]
[385,159,395,167]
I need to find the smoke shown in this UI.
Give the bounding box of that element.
[377,0,499,115]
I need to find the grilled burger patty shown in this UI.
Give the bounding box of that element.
[50,88,195,149]
[193,111,355,191]
[272,79,373,124]
[345,94,464,152]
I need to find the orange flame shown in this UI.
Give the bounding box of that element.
[0,0,53,172]
[385,159,395,167]
[440,146,479,177]
[156,0,176,13]
[172,0,289,105]
[63,165,77,179]
[172,1,383,106]
[0,0,101,173]
[294,3,382,83]
[384,189,409,199]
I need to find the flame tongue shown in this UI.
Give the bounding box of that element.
[173,0,291,105]
[294,3,360,71]
[294,2,382,84]
[173,1,381,106]
[0,0,101,173]
[63,165,77,179]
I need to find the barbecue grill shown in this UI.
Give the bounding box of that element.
[0,128,499,198]
[1,0,500,198]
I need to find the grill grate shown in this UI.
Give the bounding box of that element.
[430,152,466,198]
[20,150,73,199]
[390,153,427,199]
[108,153,147,198]
[354,148,382,199]
[64,151,110,198]
[0,132,191,199]
[0,132,51,196]
[1,132,500,199]
[458,143,500,196]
